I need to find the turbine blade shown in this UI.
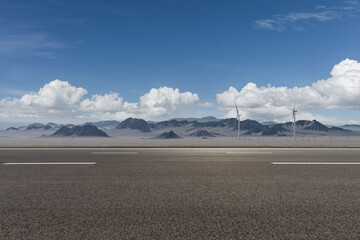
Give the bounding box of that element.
[235,101,239,115]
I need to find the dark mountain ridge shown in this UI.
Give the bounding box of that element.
[84,120,121,129]
[6,127,19,131]
[52,125,108,137]
[147,118,351,136]
[26,123,52,130]
[173,116,218,122]
[150,119,189,128]
[296,120,329,131]
[115,118,150,132]
[190,130,216,137]
[154,131,182,139]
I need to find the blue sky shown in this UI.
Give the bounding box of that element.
[1,0,360,127]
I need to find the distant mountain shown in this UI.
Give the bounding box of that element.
[261,124,289,136]
[26,123,52,130]
[6,127,19,131]
[297,120,329,131]
[150,119,189,128]
[219,118,239,128]
[217,119,349,136]
[258,120,349,136]
[52,125,109,137]
[261,121,278,125]
[173,116,219,123]
[5,118,356,137]
[84,120,121,129]
[190,130,216,137]
[339,124,360,132]
[116,118,150,132]
[154,131,182,139]
[147,118,354,136]
[191,120,227,129]
[240,119,264,133]
[47,122,60,128]
[330,126,350,132]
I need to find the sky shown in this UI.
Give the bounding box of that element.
[1,0,360,128]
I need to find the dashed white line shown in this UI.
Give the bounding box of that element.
[2,162,97,165]
[226,152,273,154]
[91,152,138,155]
[271,162,360,165]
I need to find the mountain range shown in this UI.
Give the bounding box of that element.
[172,116,219,122]
[3,117,359,138]
[338,124,360,132]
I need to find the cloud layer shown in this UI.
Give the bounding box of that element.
[216,58,360,123]
[0,81,199,120]
[0,80,87,117]
[79,87,199,120]
[254,1,360,31]
[1,58,359,124]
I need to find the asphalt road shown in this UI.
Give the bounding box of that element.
[1,148,360,239]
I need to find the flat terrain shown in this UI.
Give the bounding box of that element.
[1,148,360,239]
[1,136,360,148]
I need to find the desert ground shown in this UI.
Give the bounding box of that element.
[0,135,360,148]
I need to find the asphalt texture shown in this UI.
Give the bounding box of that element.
[1,148,360,239]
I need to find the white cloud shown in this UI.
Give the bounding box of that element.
[79,92,136,112]
[79,87,199,120]
[312,58,360,109]
[254,1,360,31]
[1,59,359,125]
[0,81,200,121]
[348,120,360,124]
[139,87,199,118]
[20,79,87,108]
[0,34,65,58]
[217,58,360,124]
[198,101,214,108]
[0,79,87,118]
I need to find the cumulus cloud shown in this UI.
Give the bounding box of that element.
[198,101,214,108]
[217,58,360,123]
[0,80,199,120]
[79,92,136,112]
[0,79,87,117]
[21,80,87,108]
[79,87,199,120]
[138,87,199,117]
[2,59,359,125]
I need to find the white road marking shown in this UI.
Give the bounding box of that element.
[271,162,360,165]
[2,162,97,165]
[92,152,138,155]
[226,152,273,154]
[1,147,360,152]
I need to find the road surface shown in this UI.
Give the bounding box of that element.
[1,148,359,239]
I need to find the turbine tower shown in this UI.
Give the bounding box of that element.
[235,102,241,140]
[292,105,298,142]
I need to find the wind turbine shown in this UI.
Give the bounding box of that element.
[235,102,241,140]
[292,105,298,142]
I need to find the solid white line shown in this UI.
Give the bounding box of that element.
[91,152,138,154]
[1,148,360,152]
[2,162,97,165]
[272,162,360,165]
[226,152,273,154]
